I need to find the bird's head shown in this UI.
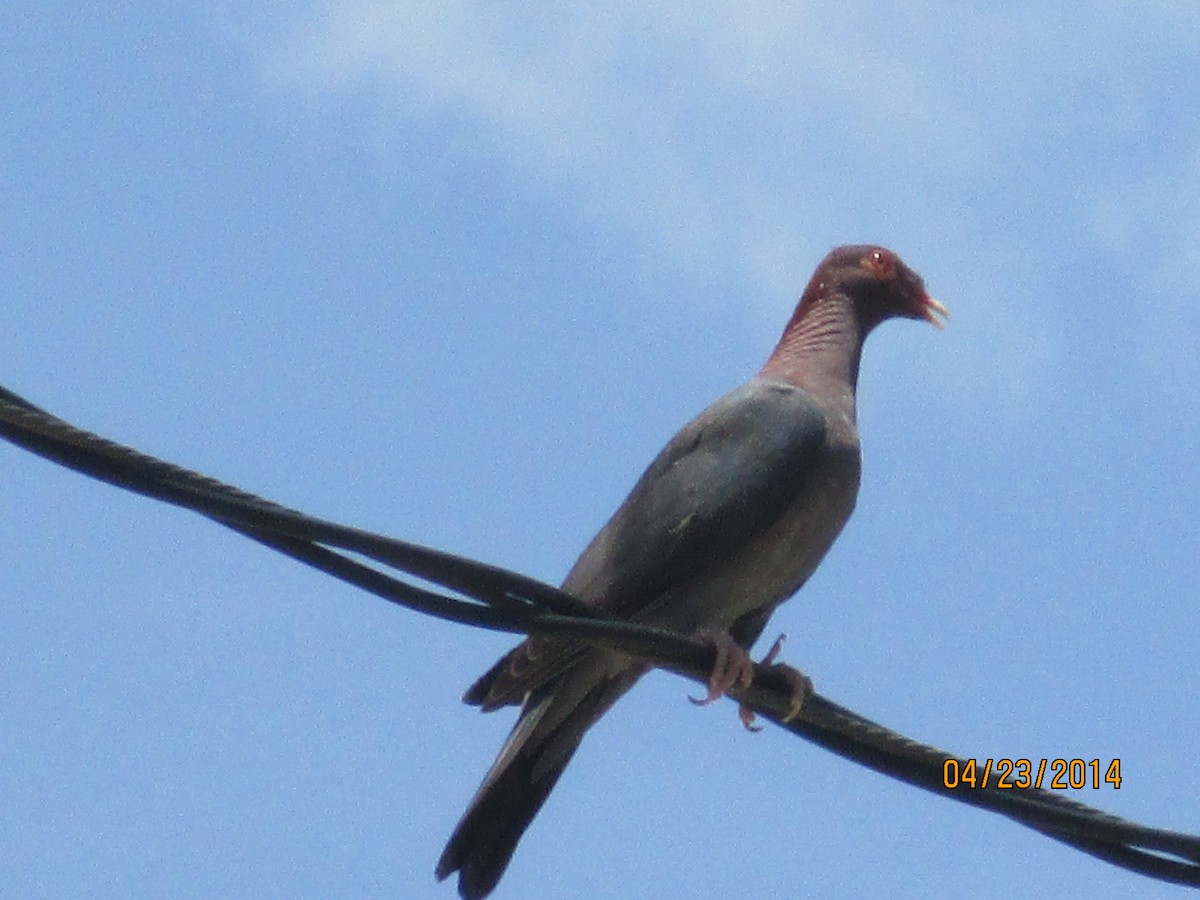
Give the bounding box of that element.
[801,245,948,334]
[762,245,946,385]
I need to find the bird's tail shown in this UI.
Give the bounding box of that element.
[436,661,639,899]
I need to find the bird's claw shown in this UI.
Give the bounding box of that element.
[688,631,813,731]
[740,634,813,730]
[688,629,755,707]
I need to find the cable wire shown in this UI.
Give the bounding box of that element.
[2,384,1197,887]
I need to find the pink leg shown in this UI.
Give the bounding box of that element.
[743,634,812,729]
[688,631,812,731]
[688,629,755,707]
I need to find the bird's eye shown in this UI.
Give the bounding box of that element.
[862,249,896,278]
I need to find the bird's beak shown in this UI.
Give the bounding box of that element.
[921,296,950,329]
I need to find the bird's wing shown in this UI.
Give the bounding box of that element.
[468,378,829,708]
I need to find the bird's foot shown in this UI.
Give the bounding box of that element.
[739,634,813,732]
[687,631,813,732]
[688,629,755,708]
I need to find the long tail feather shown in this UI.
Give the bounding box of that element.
[437,663,639,899]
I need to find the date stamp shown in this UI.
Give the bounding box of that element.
[943,758,1122,790]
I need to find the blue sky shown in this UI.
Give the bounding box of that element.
[2,4,1198,899]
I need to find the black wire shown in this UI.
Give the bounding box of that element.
[2,385,1198,887]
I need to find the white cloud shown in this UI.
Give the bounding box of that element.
[263,2,1200,416]
[264,4,991,291]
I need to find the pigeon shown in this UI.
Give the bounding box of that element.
[437,245,947,898]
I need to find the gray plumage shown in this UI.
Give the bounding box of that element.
[436,245,945,899]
